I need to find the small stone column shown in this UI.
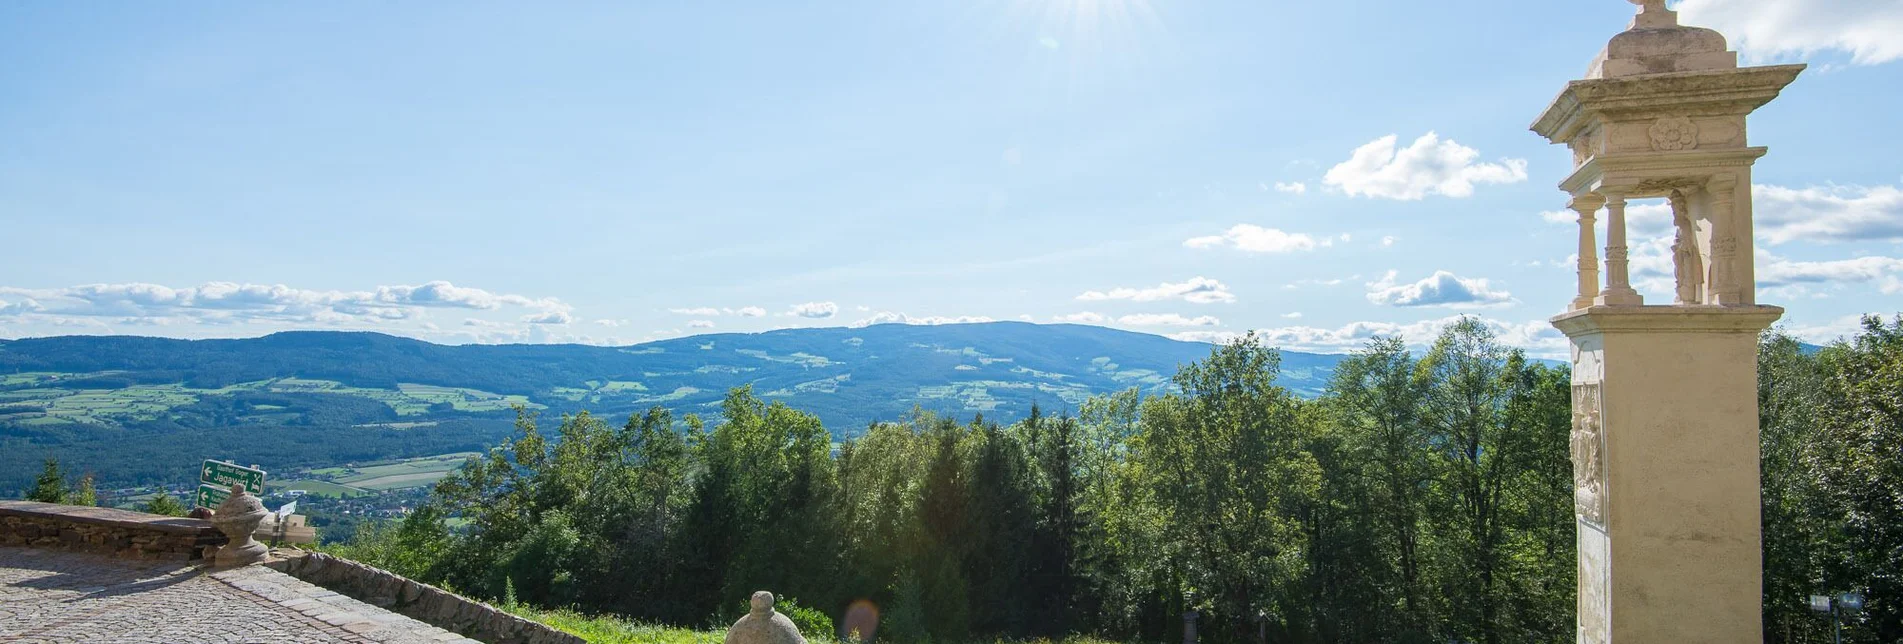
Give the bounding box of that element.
[1596,194,1642,306]
[1570,196,1603,311]
[209,484,269,567]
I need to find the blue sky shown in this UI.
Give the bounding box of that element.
[2,0,1900,355]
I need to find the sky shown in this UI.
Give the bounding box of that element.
[2,0,1901,356]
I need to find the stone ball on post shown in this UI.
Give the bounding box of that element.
[726,590,807,644]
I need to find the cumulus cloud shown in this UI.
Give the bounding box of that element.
[851,312,996,327]
[1323,133,1527,200]
[1273,181,1307,194]
[0,280,571,325]
[1116,313,1221,327]
[1184,224,1327,253]
[1077,277,1237,304]
[1165,315,1569,356]
[1282,312,1304,319]
[1365,270,1515,308]
[1759,253,1903,293]
[1677,0,1903,65]
[669,307,720,316]
[1380,236,1398,248]
[788,301,839,319]
[733,306,767,317]
[689,319,716,329]
[1052,312,1106,324]
[522,310,574,325]
[1756,183,1903,244]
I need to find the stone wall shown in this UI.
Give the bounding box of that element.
[269,551,583,644]
[0,500,223,560]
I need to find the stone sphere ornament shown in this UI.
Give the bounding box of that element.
[209,483,270,566]
[725,591,807,644]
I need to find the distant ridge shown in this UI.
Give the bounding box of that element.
[0,322,1345,434]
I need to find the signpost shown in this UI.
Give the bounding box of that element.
[196,460,265,509]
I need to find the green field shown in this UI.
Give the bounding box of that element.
[0,375,543,426]
[271,479,369,498]
[321,452,477,491]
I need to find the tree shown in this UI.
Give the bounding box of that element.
[1133,333,1320,641]
[143,493,187,517]
[1810,316,1903,641]
[1323,336,1433,637]
[71,474,97,506]
[28,458,66,504]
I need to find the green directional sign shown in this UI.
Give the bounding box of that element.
[200,460,265,494]
[195,483,232,509]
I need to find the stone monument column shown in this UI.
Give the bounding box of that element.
[1530,1,1802,642]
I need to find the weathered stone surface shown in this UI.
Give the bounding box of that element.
[0,547,478,643]
[267,551,583,644]
[0,501,223,560]
[726,591,808,644]
[1531,1,1798,641]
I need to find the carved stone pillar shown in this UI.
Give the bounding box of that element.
[1571,196,1604,311]
[1596,194,1643,306]
[1706,173,1744,305]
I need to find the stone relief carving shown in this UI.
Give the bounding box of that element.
[1571,383,1605,524]
[1579,541,1608,644]
[1571,129,1599,167]
[1670,191,1704,305]
[1648,116,1699,151]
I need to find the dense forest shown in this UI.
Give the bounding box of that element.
[327,316,1901,643]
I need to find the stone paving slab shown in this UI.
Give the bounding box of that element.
[0,547,481,644]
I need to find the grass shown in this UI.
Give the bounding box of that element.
[500,604,1143,644]
[501,605,730,644]
[0,374,544,425]
[319,452,477,491]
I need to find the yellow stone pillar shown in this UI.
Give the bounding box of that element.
[1530,1,1802,641]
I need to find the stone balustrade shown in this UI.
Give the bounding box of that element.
[0,500,224,561]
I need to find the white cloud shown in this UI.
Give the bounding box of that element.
[851,312,996,327]
[0,280,570,326]
[1183,224,1327,253]
[1323,132,1527,200]
[733,306,767,317]
[1273,181,1307,194]
[689,319,716,329]
[1380,235,1398,248]
[1759,253,1903,293]
[1116,313,1222,327]
[1677,0,1903,65]
[1282,312,1304,319]
[1165,315,1569,356]
[594,319,627,327]
[1756,183,1903,244]
[788,301,839,319]
[669,307,721,316]
[1052,312,1106,324]
[1077,277,1237,304]
[522,310,573,325]
[1365,270,1515,308]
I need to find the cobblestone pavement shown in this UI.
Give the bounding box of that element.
[0,548,480,643]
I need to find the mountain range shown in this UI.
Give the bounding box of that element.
[0,323,1344,489]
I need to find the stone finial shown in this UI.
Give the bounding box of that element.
[209,483,269,567]
[726,590,807,644]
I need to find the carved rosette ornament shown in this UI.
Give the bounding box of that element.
[1570,384,1605,525]
[1648,116,1699,151]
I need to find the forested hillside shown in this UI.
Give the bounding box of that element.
[330,315,1903,644]
[1,323,1344,490]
